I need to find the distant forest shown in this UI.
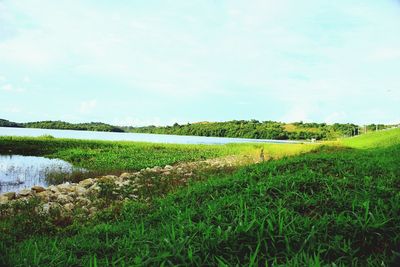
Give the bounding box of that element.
[0,119,124,132]
[125,120,392,140]
[1,118,394,140]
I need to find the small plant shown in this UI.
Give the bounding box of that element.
[38,134,55,139]
[97,178,119,201]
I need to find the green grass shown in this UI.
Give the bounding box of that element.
[0,136,250,184]
[1,130,399,266]
[0,136,229,172]
[0,136,316,174]
[341,127,400,149]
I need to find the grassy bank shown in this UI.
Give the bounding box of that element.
[0,136,230,172]
[0,136,316,175]
[341,127,400,149]
[1,129,399,266]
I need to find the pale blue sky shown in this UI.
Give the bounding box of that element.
[1,0,399,126]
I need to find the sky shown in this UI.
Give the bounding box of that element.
[1,0,399,126]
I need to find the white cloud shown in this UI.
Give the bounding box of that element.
[324,111,347,124]
[112,116,187,127]
[370,47,400,61]
[4,106,21,113]
[112,116,161,127]
[280,104,316,123]
[79,99,97,113]
[0,30,58,67]
[2,84,13,91]
[2,83,26,93]
[23,76,31,83]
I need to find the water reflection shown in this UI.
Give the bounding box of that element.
[0,155,82,193]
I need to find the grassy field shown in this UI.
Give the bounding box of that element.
[1,129,399,266]
[0,136,234,172]
[0,136,316,175]
[341,128,400,149]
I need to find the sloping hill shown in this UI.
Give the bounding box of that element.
[342,127,400,148]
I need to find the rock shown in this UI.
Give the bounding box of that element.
[2,192,16,200]
[64,203,74,212]
[37,191,52,202]
[102,175,118,180]
[76,197,91,206]
[32,186,46,193]
[81,206,89,213]
[79,178,95,188]
[67,192,77,198]
[115,180,130,187]
[42,202,61,214]
[152,166,162,172]
[18,189,32,198]
[49,193,59,201]
[162,171,171,176]
[164,165,173,170]
[89,207,97,214]
[123,180,131,186]
[120,172,131,179]
[56,194,74,204]
[0,196,8,204]
[48,185,59,193]
[75,186,87,196]
[57,183,75,193]
[89,183,100,192]
[42,203,51,213]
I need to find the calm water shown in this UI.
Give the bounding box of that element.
[0,155,79,193]
[0,127,300,144]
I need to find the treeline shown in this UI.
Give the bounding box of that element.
[0,119,22,128]
[0,119,124,132]
[126,120,393,140]
[1,118,395,140]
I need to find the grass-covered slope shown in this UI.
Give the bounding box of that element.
[341,127,400,148]
[1,130,400,266]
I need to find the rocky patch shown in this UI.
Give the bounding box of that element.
[0,155,253,216]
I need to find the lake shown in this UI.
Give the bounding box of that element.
[0,155,81,194]
[0,127,300,145]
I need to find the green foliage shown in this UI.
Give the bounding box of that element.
[0,118,124,132]
[1,129,400,266]
[0,136,241,174]
[341,127,400,149]
[0,136,316,185]
[38,134,55,139]
[2,118,396,140]
[0,119,22,128]
[97,178,120,201]
[22,120,124,132]
[127,120,367,140]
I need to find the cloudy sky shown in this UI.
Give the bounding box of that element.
[1,0,399,126]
